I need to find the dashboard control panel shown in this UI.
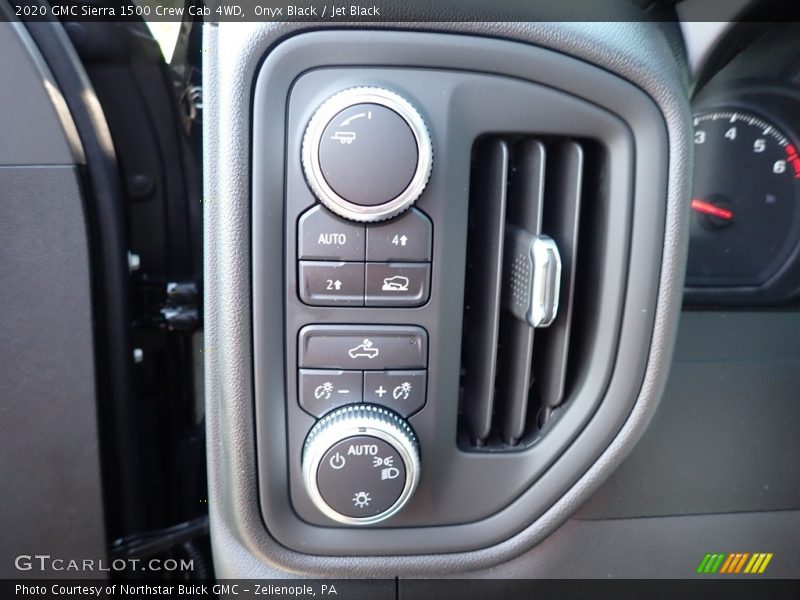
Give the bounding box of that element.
[292,86,434,524]
[252,48,663,548]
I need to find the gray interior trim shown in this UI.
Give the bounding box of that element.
[0,166,106,578]
[579,311,800,520]
[463,510,800,578]
[0,18,104,577]
[675,0,761,79]
[677,20,735,78]
[204,21,691,576]
[0,20,84,166]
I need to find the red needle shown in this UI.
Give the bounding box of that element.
[691,198,733,220]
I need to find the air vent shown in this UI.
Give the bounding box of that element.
[459,135,604,449]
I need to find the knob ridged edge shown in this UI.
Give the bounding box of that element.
[301,86,433,223]
[302,404,420,525]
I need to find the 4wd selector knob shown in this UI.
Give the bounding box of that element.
[301,87,433,222]
[302,404,420,525]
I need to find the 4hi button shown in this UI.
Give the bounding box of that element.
[367,208,432,262]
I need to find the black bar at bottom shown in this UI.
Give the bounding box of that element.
[3,579,799,600]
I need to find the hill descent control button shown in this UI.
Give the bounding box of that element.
[365,262,430,307]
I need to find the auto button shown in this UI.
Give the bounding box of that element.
[298,205,365,261]
[298,325,427,370]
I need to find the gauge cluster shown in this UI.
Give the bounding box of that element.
[686,82,800,305]
[688,108,800,287]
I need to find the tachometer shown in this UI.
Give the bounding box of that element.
[688,110,800,288]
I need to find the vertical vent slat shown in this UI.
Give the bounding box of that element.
[461,139,509,445]
[497,140,546,445]
[461,135,593,450]
[534,141,584,412]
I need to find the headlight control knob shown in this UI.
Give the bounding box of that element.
[302,404,420,525]
[301,87,433,222]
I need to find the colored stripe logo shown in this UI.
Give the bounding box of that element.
[697,553,773,574]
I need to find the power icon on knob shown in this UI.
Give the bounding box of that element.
[302,405,420,525]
